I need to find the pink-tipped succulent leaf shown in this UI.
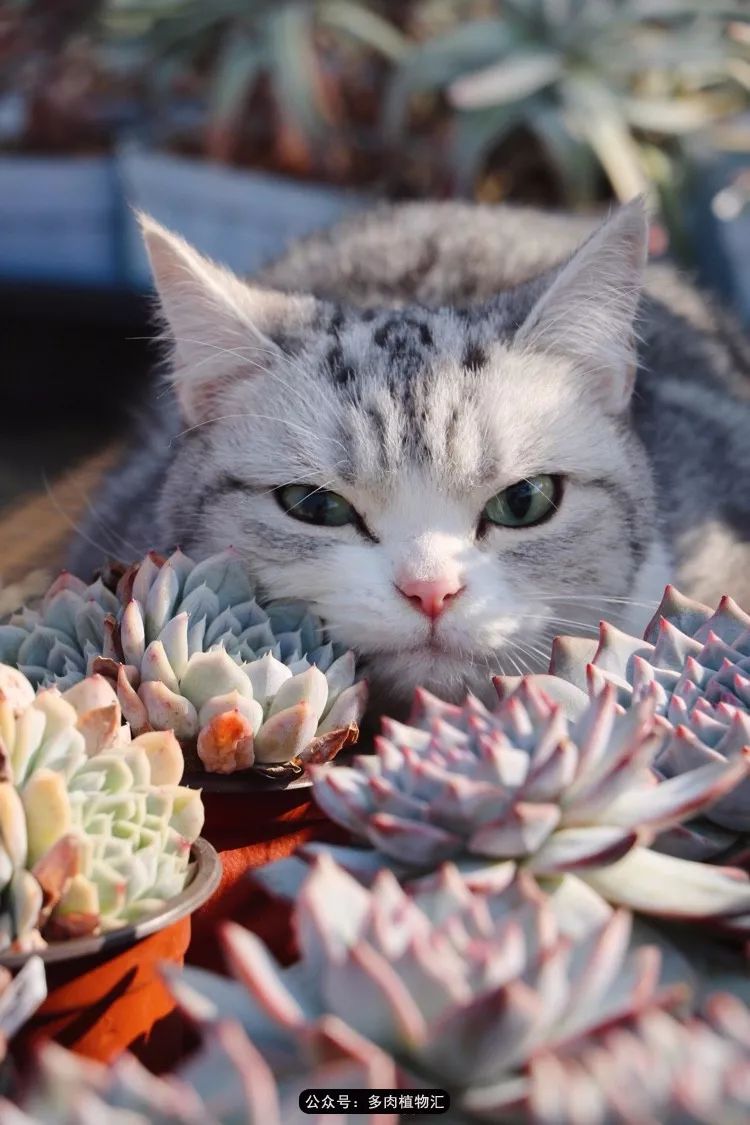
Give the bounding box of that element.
[496,585,750,856]
[312,681,750,929]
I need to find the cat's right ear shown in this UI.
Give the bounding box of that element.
[514,198,648,414]
[139,213,319,425]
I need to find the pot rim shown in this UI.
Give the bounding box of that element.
[0,837,221,969]
[183,771,313,793]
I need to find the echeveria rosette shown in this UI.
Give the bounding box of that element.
[528,995,750,1125]
[8,1017,398,1125]
[0,664,204,950]
[153,857,700,1121]
[497,585,750,858]
[7,860,750,1125]
[311,680,750,931]
[0,549,367,777]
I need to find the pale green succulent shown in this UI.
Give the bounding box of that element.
[0,549,366,775]
[0,664,204,951]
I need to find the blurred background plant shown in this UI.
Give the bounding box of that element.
[0,0,140,152]
[2,0,748,209]
[0,0,748,578]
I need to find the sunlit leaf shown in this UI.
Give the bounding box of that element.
[623,91,743,134]
[449,51,563,110]
[317,0,408,61]
[450,102,531,195]
[208,31,263,125]
[383,19,524,139]
[563,76,650,201]
[267,1,333,139]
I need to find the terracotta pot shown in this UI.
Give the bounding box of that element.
[6,838,220,1071]
[187,783,350,971]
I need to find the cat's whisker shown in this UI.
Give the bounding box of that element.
[167,336,317,414]
[70,483,147,560]
[81,501,145,561]
[517,614,601,633]
[521,477,560,513]
[42,472,127,568]
[502,634,551,672]
[537,593,658,609]
[502,643,532,676]
[173,412,349,457]
[503,651,524,678]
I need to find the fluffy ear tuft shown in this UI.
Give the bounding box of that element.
[138,213,319,425]
[515,198,649,413]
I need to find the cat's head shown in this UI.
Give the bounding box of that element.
[142,201,665,709]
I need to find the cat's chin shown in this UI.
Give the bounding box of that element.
[360,645,503,719]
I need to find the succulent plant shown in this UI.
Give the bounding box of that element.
[386,0,750,211]
[122,857,732,1121]
[528,994,750,1125]
[0,549,366,778]
[149,1,407,176]
[311,678,750,929]
[0,663,204,950]
[0,573,50,623]
[7,858,750,1123]
[6,1016,398,1125]
[498,585,750,858]
[0,956,46,1061]
[0,855,714,1124]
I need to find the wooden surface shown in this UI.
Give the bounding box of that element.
[0,445,119,583]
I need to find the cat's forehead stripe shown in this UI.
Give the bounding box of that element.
[310,305,517,490]
[321,306,484,393]
[373,314,434,350]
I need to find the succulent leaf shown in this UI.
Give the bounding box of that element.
[499,585,750,856]
[313,681,750,929]
[0,664,203,951]
[8,852,750,1122]
[2,549,366,774]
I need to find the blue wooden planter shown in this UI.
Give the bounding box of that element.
[0,149,366,292]
[118,147,365,289]
[686,144,750,326]
[0,155,125,287]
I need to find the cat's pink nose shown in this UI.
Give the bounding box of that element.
[396,575,465,620]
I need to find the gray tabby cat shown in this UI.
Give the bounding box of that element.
[69,199,750,708]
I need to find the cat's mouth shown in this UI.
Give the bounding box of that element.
[389,635,469,659]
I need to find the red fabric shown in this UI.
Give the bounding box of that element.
[187,789,350,970]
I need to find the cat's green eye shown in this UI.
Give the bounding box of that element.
[482,474,560,529]
[276,484,356,527]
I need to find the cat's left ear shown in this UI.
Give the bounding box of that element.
[515,198,648,413]
[138,213,321,424]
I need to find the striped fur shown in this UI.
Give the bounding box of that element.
[68,201,750,709]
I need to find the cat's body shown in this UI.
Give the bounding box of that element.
[69,201,750,708]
